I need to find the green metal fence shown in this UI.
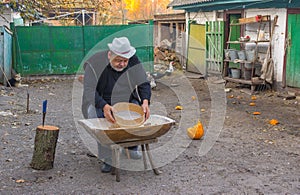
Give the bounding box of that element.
[12,22,154,76]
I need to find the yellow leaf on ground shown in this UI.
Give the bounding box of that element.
[269,119,279,125]
[249,102,256,106]
[251,96,257,100]
[191,96,196,100]
[253,112,261,115]
[175,106,183,110]
[16,179,25,183]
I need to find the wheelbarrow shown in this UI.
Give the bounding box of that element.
[78,115,175,182]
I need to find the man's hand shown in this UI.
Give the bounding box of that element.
[103,104,115,123]
[142,99,150,120]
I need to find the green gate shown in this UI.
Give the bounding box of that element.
[286,13,300,88]
[12,23,153,76]
[206,21,224,74]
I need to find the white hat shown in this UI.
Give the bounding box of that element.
[108,37,136,59]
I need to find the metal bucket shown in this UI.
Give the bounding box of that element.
[245,63,252,69]
[246,50,255,61]
[244,69,253,80]
[237,50,246,60]
[228,49,238,60]
[231,68,240,79]
[224,49,238,60]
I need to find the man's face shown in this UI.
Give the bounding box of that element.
[108,51,129,72]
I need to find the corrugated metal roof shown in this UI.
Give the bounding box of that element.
[168,0,215,8]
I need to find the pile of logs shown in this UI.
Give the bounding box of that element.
[154,46,182,70]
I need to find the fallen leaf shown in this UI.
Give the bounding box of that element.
[224,88,231,93]
[251,96,257,100]
[249,102,256,106]
[16,179,25,183]
[228,95,234,98]
[191,96,196,100]
[253,112,261,115]
[264,140,274,144]
[201,108,206,112]
[269,119,279,125]
[175,106,183,110]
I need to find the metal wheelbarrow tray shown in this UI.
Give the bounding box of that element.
[78,115,175,145]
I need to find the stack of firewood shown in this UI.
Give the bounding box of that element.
[154,46,182,70]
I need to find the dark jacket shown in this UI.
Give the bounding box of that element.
[81,50,151,119]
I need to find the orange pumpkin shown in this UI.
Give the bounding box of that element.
[187,120,204,140]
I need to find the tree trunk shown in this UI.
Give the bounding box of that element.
[30,125,59,170]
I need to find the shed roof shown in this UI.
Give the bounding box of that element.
[154,12,186,21]
[168,0,300,12]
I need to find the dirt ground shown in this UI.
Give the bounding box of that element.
[0,71,299,194]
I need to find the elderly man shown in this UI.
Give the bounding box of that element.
[82,37,151,173]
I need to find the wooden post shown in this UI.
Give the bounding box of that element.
[30,125,59,170]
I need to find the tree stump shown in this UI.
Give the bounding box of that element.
[30,125,59,170]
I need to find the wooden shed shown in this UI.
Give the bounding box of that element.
[153,12,187,68]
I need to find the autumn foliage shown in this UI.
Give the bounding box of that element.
[124,0,171,21]
[6,0,172,24]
